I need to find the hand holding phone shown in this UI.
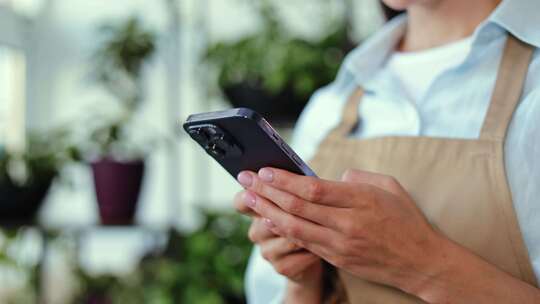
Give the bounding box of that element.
[185,108,323,302]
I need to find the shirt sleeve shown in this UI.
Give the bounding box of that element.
[245,245,286,304]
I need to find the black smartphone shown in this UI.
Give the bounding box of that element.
[183,108,316,179]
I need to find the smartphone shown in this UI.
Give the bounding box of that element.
[183,108,316,179]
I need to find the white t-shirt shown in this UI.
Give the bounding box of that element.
[386,36,473,102]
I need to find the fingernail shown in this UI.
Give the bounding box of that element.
[243,191,256,208]
[263,218,275,228]
[237,172,253,187]
[258,168,274,182]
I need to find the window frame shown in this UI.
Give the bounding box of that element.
[0,5,28,152]
[0,5,28,49]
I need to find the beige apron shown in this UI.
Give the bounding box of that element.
[309,34,538,303]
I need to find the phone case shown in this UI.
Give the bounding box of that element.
[183,108,316,179]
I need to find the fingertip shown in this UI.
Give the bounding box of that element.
[243,191,257,208]
[237,171,253,187]
[233,191,257,216]
[258,168,274,182]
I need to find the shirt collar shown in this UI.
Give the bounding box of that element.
[489,0,540,48]
[343,0,539,87]
[342,15,407,86]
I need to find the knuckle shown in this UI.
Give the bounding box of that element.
[284,222,301,239]
[341,220,359,237]
[286,196,305,215]
[306,181,324,201]
[357,184,377,203]
[356,183,373,194]
[335,242,353,255]
[332,238,351,255]
[277,174,291,189]
[285,226,300,238]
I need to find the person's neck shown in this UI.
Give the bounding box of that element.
[400,0,501,52]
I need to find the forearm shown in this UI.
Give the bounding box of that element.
[400,234,540,303]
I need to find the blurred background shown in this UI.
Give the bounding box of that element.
[0,0,385,303]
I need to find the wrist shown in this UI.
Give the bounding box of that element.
[400,233,540,304]
[397,231,504,304]
[395,231,459,303]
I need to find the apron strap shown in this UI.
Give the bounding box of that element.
[480,35,535,141]
[327,88,364,138]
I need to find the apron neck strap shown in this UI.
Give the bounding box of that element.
[328,88,364,138]
[480,35,535,141]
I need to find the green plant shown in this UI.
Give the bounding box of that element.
[0,229,38,304]
[89,16,157,159]
[72,210,252,304]
[72,271,122,304]
[0,129,80,224]
[0,129,79,188]
[205,1,352,106]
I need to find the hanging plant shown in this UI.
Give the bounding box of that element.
[205,1,355,125]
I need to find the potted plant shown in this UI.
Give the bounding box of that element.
[0,130,78,225]
[88,16,157,225]
[205,1,355,125]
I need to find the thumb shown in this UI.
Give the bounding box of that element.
[341,169,406,196]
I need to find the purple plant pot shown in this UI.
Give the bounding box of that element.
[91,158,144,225]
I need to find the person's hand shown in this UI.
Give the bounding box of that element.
[236,167,443,298]
[236,168,540,303]
[233,190,323,303]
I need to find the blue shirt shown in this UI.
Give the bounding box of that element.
[246,1,540,303]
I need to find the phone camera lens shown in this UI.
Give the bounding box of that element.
[189,124,242,158]
[189,128,208,144]
[207,143,226,158]
[204,126,222,138]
